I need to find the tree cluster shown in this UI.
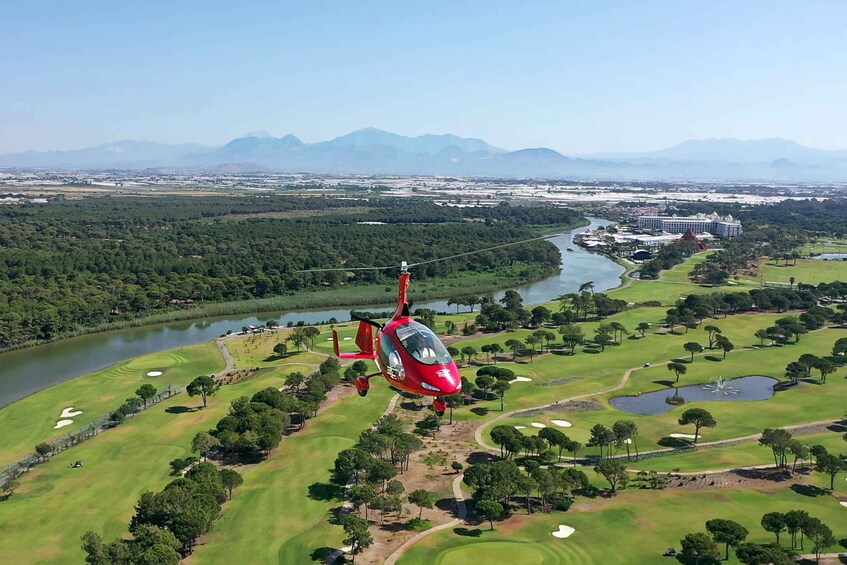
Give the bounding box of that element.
[82,462,243,560]
[0,196,578,348]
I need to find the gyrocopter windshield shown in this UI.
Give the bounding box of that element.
[395,321,452,365]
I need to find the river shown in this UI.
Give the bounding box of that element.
[0,218,623,408]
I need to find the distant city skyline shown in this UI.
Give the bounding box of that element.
[2,1,846,154]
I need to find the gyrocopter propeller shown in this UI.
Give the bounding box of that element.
[332,262,461,415]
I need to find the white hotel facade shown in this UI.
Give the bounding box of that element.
[637,212,742,237]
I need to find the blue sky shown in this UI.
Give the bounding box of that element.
[1,0,845,154]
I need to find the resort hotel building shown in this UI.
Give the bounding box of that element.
[636,212,742,237]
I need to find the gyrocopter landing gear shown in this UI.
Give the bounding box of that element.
[432,397,447,416]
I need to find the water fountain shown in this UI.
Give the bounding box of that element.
[701,376,739,396]
[611,375,778,415]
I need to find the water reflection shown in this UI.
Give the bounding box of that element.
[610,376,778,415]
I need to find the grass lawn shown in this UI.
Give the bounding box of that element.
[798,238,847,256]
[0,361,317,564]
[399,481,847,565]
[0,343,225,468]
[629,430,847,473]
[740,258,847,286]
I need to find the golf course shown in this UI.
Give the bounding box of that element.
[1,247,846,564]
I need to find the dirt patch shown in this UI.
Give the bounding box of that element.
[354,411,477,565]
[512,400,604,418]
[539,377,583,387]
[666,468,804,491]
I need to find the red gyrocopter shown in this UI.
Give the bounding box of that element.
[332,263,461,415]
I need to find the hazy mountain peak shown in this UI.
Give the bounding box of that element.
[241,130,272,139]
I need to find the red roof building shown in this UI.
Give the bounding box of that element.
[680,229,708,251]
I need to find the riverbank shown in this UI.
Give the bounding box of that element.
[0,262,559,355]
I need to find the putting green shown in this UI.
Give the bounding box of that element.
[438,542,559,565]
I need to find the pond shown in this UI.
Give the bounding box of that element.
[810,253,847,260]
[610,375,779,415]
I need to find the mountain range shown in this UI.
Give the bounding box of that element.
[2,129,846,182]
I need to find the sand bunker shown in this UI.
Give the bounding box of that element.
[54,419,74,429]
[551,419,572,427]
[343,337,352,341]
[840,501,847,508]
[511,376,532,382]
[60,407,82,418]
[531,422,547,428]
[514,425,527,430]
[552,525,576,538]
[146,371,163,377]
[669,433,698,439]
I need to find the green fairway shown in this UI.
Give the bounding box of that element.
[798,238,847,256]
[192,385,393,563]
[629,430,847,473]
[0,360,317,564]
[399,482,847,564]
[0,343,225,468]
[741,258,847,286]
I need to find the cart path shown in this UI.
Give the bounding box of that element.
[384,474,467,565]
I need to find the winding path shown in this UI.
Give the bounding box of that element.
[214,336,236,374]
[474,362,647,452]
[384,475,467,565]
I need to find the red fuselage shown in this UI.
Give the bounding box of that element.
[333,271,462,398]
[375,314,462,397]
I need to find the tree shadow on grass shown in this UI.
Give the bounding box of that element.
[263,352,297,362]
[467,451,498,465]
[652,379,676,387]
[310,547,335,562]
[827,421,847,433]
[704,355,723,362]
[658,437,694,448]
[582,348,601,355]
[308,482,344,502]
[400,401,424,412]
[165,406,198,414]
[470,407,489,416]
[327,505,347,526]
[671,357,691,364]
[790,483,830,497]
[453,527,483,537]
[435,497,459,517]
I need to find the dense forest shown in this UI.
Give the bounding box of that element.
[0,196,582,348]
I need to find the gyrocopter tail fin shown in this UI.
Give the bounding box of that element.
[333,320,378,359]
